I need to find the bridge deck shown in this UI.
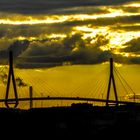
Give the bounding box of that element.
[1,96,139,105]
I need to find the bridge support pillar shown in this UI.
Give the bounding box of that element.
[106,58,118,106]
[5,51,19,108]
[29,86,33,109]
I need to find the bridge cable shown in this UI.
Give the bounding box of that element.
[114,66,136,95]
[114,67,129,95]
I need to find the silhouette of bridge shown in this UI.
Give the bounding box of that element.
[1,51,139,109]
[1,96,138,106]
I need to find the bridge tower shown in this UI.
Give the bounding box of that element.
[106,58,118,106]
[5,51,19,108]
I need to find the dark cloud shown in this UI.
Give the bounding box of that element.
[109,54,131,64]
[121,6,140,13]
[16,33,111,67]
[121,38,140,53]
[129,57,140,64]
[20,33,83,58]
[16,33,140,66]
[111,25,140,32]
[0,0,139,14]
[0,38,15,50]
[48,6,109,15]
[0,0,140,67]
[116,38,140,65]
[0,33,140,67]
[50,4,140,15]
[0,40,29,64]
[0,14,140,40]
[61,15,140,27]
[0,24,72,38]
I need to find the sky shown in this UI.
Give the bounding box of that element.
[0,0,140,67]
[0,0,140,107]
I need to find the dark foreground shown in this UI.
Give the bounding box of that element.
[0,103,140,139]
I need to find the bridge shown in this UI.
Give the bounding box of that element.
[2,96,139,106]
[0,51,139,109]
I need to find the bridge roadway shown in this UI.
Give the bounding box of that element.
[0,96,139,105]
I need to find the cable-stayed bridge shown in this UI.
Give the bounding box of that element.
[0,51,139,109]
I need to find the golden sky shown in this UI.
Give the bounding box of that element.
[0,0,140,107]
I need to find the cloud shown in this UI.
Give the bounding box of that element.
[0,24,72,39]
[121,37,140,52]
[17,33,111,66]
[0,0,139,14]
[0,14,140,40]
[61,15,140,27]
[0,40,30,64]
[129,57,140,64]
[0,33,140,67]
[0,38,15,50]
[16,33,140,66]
[20,33,82,58]
[0,0,140,67]
[111,25,140,32]
[48,6,109,15]
[121,6,140,13]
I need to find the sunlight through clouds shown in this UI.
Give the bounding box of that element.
[0,0,140,66]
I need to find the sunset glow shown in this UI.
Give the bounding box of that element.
[1,3,139,59]
[0,0,140,109]
[0,1,140,66]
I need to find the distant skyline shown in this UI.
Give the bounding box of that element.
[0,0,140,67]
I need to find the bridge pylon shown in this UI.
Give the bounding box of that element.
[106,58,118,106]
[5,51,19,108]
